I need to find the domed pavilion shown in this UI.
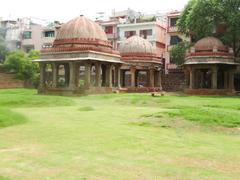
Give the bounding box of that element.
[34,15,122,95]
[184,36,239,95]
[119,35,163,92]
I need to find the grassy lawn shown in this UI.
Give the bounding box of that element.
[0,89,240,180]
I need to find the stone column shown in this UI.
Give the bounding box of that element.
[189,68,194,89]
[106,64,113,87]
[229,70,234,90]
[39,63,46,89]
[149,69,155,87]
[75,63,80,88]
[52,63,58,88]
[130,67,136,87]
[115,65,121,88]
[69,62,76,89]
[159,70,163,90]
[224,71,228,89]
[211,66,218,89]
[84,63,91,89]
[121,70,125,87]
[64,63,70,87]
[95,62,101,87]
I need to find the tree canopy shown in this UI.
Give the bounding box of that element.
[4,50,39,84]
[178,0,240,57]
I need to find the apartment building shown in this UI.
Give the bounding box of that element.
[118,21,166,57]
[165,11,190,73]
[0,18,60,53]
[21,23,57,52]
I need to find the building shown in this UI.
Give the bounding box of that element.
[165,11,190,73]
[118,21,166,58]
[96,19,119,50]
[21,23,57,52]
[0,18,60,52]
[183,36,239,95]
[119,35,162,92]
[34,16,122,95]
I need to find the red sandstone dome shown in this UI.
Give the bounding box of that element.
[42,15,118,54]
[119,35,160,62]
[56,15,108,41]
[194,36,226,51]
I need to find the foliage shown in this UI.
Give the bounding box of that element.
[178,0,240,57]
[4,50,39,85]
[0,35,8,62]
[170,41,191,66]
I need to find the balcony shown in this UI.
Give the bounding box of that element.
[106,33,118,39]
[167,26,178,33]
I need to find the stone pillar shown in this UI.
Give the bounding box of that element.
[39,63,45,89]
[52,63,58,88]
[64,63,70,87]
[229,70,234,90]
[224,71,228,89]
[106,64,113,87]
[84,63,91,89]
[211,66,218,89]
[189,68,194,89]
[69,62,76,89]
[159,70,163,90]
[130,67,136,87]
[121,70,125,87]
[149,69,155,87]
[95,62,101,87]
[115,65,121,88]
[75,63,80,88]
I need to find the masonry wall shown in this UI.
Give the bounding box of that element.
[162,69,186,91]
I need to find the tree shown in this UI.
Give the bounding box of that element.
[170,42,191,66]
[178,0,240,57]
[0,35,8,62]
[4,50,39,84]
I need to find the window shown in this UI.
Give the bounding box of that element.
[140,29,152,39]
[124,31,136,38]
[105,26,113,34]
[22,31,32,39]
[170,18,179,27]
[170,36,182,45]
[43,31,55,37]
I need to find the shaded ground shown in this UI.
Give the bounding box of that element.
[0,89,240,180]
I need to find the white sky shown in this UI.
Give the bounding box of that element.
[0,0,189,23]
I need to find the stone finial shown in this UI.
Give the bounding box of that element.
[213,46,218,53]
[190,47,195,53]
[229,48,234,54]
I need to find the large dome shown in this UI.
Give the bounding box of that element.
[119,35,156,54]
[119,36,160,63]
[194,36,226,51]
[56,15,107,41]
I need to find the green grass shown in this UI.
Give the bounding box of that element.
[0,89,240,179]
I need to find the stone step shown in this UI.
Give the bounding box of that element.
[0,73,24,88]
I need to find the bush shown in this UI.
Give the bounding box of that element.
[4,50,40,86]
[170,42,191,66]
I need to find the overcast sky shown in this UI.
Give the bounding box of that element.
[0,0,189,23]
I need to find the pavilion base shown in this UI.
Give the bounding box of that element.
[185,88,236,96]
[119,87,162,93]
[38,87,118,96]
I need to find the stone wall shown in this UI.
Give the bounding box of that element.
[162,69,186,92]
[0,73,24,89]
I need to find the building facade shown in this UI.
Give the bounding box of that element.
[165,11,190,73]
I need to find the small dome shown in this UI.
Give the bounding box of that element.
[119,36,156,54]
[56,16,107,41]
[194,36,226,51]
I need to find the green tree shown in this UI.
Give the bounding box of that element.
[4,50,39,84]
[170,42,191,66]
[0,35,8,62]
[178,0,240,57]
